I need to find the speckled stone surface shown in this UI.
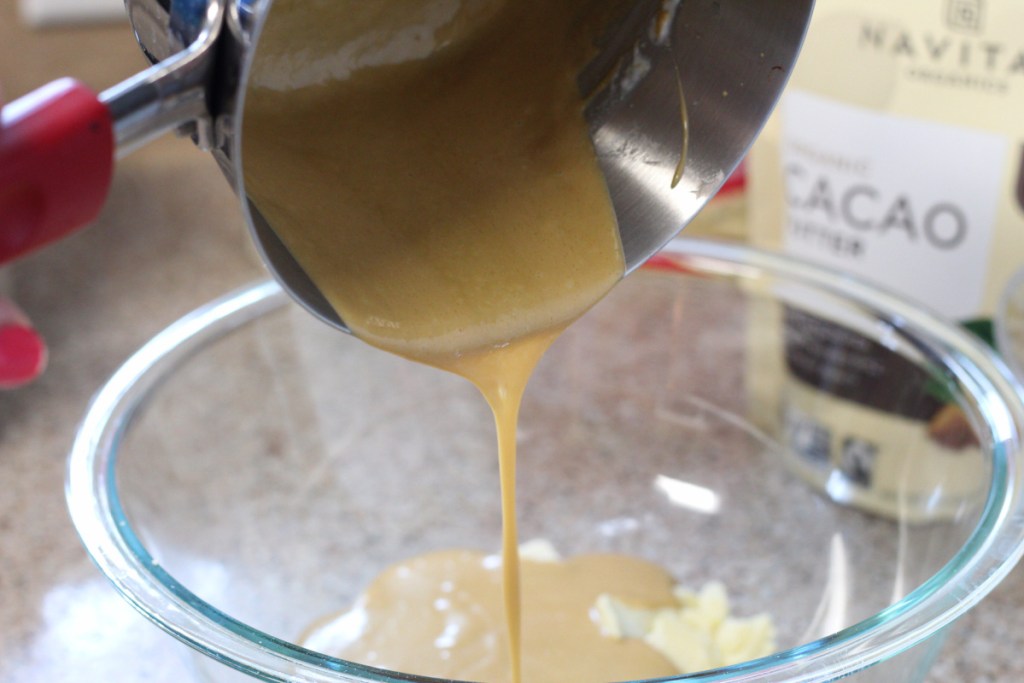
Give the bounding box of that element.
[0,9,1022,683]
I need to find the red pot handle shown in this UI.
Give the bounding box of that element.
[0,78,115,264]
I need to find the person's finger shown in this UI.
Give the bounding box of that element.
[0,297,47,389]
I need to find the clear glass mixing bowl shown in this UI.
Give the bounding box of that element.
[67,240,1024,683]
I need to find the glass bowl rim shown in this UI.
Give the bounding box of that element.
[66,238,1024,683]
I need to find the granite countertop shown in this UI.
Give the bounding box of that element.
[0,9,1021,683]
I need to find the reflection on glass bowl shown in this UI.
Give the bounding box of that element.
[67,240,1024,683]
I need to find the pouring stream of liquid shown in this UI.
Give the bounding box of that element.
[243,2,630,679]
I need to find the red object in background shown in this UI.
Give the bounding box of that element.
[0,293,47,388]
[718,161,747,197]
[0,78,114,264]
[0,323,46,389]
[642,253,692,275]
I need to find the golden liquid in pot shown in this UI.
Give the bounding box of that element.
[242,2,651,681]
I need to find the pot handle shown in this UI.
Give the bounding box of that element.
[0,78,114,264]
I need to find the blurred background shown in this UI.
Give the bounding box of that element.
[0,2,262,680]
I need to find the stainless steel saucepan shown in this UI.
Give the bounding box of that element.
[0,0,813,331]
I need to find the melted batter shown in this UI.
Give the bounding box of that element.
[243,0,625,360]
[301,551,680,683]
[242,2,640,681]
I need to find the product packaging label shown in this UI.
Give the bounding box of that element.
[781,90,1006,319]
[741,0,1024,520]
